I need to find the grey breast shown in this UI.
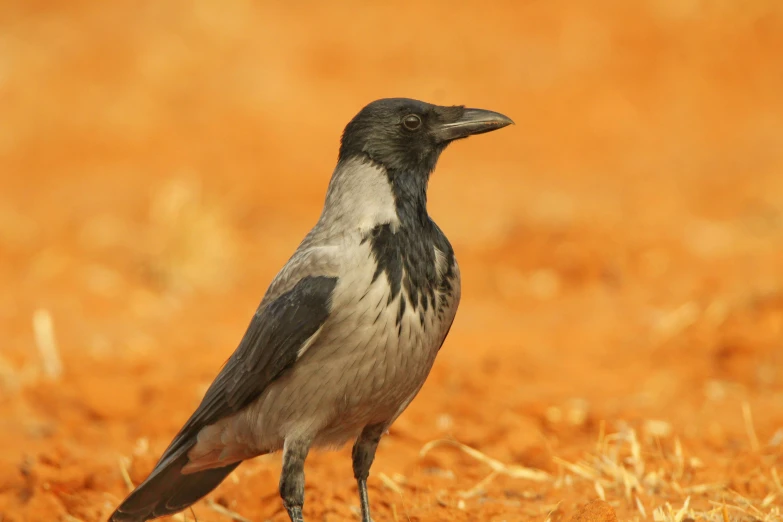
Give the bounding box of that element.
[243,236,460,451]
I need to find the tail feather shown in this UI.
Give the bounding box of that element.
[109,448,240,522]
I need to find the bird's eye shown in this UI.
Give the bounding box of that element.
[402,114,422,131]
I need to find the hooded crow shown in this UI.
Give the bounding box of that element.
[110,97,513,522]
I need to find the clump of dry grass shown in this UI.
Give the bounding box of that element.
[553,419,781,522]
[419,412,781,521]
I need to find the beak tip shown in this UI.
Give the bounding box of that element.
[435,107,515,141]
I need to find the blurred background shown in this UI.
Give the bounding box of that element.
[1,1,782,521]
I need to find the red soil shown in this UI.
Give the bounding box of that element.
[1,2,782,521]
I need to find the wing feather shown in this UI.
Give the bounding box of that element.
[154,274,338,467]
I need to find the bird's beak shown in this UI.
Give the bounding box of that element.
[434,108,514,143]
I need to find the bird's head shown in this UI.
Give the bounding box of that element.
[338,98,513,176]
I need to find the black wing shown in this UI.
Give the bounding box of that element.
[109,274,339,521]
[156,274,338,467]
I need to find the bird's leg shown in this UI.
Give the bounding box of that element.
[280,438,311,522]
[352,424,385,522]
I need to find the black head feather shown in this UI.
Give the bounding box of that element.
[339,98,465,177]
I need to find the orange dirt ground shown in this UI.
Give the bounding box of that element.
[1,2,782,521]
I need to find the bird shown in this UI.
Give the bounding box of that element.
[109,97,513,522]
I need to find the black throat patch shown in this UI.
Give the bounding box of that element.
[360,159,457,329]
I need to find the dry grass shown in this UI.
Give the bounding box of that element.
[554,423,780,521]
[420,419,782,522]
[205,499,251,522]
[32,308,62,380]
[420,438,550,499]
[0,309,63,394]
[742,402,761,453]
